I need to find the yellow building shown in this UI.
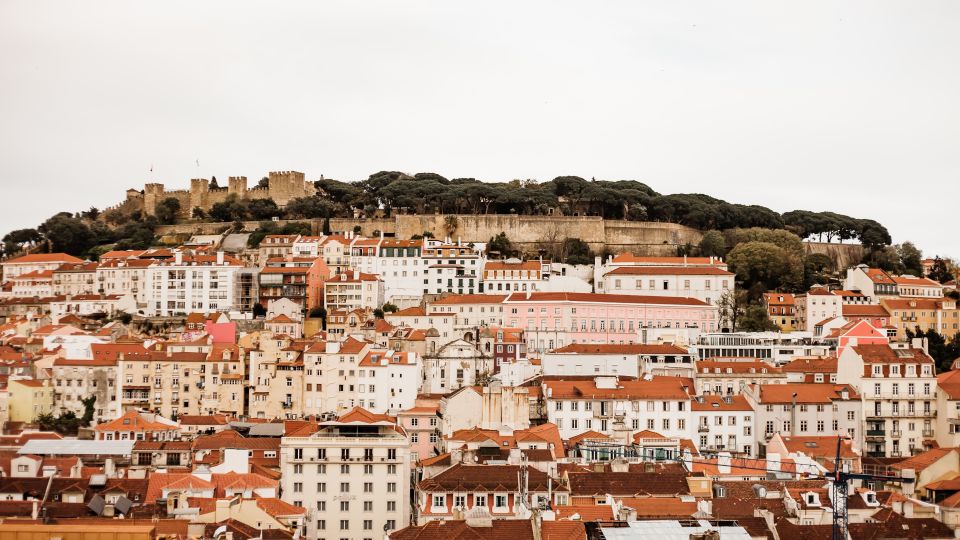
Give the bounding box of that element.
[763,292,798,332]
[881,298,960,340]
[8,379,53,423]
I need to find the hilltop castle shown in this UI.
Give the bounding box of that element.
[125,170,316,218]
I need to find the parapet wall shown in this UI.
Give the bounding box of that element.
[156,215,702,256]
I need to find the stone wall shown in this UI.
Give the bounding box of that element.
[155,215,702,256]
[803,242,865,269]
[140,171,315,216]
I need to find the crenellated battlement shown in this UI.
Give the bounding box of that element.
[138,170,316,217]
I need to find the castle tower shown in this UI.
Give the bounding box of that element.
[143,183,165,216]
[190,178,210,213]
[267,170,314,207]
[228,176,248,198]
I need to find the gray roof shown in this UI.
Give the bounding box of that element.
[246,423,286,437]
[221,234,251,253]
[599,520,752,540]
[18,439,135,456]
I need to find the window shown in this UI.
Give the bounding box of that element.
[494,495,508,509]
[364,501,373,511]
[293,482,303,492]
[340,482,350,493]
[364,482,373,493]
[432,495,446,509]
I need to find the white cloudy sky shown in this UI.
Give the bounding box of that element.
[1,1,957,256]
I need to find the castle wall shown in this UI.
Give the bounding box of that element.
[803,242,865,270]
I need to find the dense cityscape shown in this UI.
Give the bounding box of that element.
[0,170,955,539]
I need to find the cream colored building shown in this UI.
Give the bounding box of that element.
[279,408,411,539]
[51,358,122,424]
[248,333,304,419]
[837,342,938,458]
[8,378,53,422]
[52,262,99,296]
[324,271,385,313]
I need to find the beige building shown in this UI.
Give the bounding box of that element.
[279,407,411,539]
[51,358,121,424]
[936,369,960,449]
[837,342,937,458]
[8,378,53,422]
[882,298,960,340]
[248,333,305,419]
[52,262,100,296]
[324,271,385,313]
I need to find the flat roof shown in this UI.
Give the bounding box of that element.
[18,439,135,456]
[599,520,752,540]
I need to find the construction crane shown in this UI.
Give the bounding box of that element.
[575,435,915,540]
[828,436,913,540]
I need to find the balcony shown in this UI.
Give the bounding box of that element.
[865,429,885,439]
[891,430,902,438]
[698,425,710,433]
[923,429,935,437]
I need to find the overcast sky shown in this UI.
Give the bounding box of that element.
[1,1,957,256]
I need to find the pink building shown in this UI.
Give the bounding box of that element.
[396,402,441,465]
[503,292,718,352]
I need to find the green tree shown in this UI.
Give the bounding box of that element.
[804,253,836,289]
[80,396,97,426]
[155,197,182,225]
[192,207,206,220]
[257,176,270,188]
[247,198,280,220]
[562,238,593,265]
[285,197,334,219]
[209,194,248,222]
[897,242,923,276]
[487,232,518,258]
[929,257,955,283]
[373,308,385,319]
[38,212,96,256]
[715,289,747,331]
[698,230,726,258]
[739,304,779,332]
[252,303,267,318]
[382,303,399,314]
[2,228,42,255]
[727,241,795,293]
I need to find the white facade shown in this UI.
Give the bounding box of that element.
[323,272,385,313]
[279,412,410,539]
[596,267,734,305]
[143,252,243,316]
[691,395,756,456]
[542,376,693,440]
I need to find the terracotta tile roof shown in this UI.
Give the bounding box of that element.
[94,410,178,434]
[484,260,542,271]
[782,356,837,374]
[758,383,858,404]
[781,436,858,460]
[842,304,890,317]
[337,406,396,424]
[178,414,230,426]
[890,447,956,473]
[552,343,689,355]
[851,344,934,365]
[696,359,782,374]
[618,496,697,518]
[544,377,691,400]
[255,497,306,517]
[418,453,451,467]
[191,430,281,451]
[566,470,689,497]
[691,394,753,412]
[505,292,710,306]
[891,275,941,287]
[431,294,507,305]
[864,268,896,285]
[882,297,953,310]
[605,266,732,276]
[392,520,586,540]
[3,253,83,264]
[938,370,960,399]
[418,464,561,493]
[610,254,723,266]
[566,430,611,447]
[391,306,426,316]
[763,292,796,305]
[848,507,955,539]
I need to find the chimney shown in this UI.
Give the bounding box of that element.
[353,270,359,280]
[216,251,224,265]
[716,452,732,475]
[325,341,340,354]
[174,251,183,265]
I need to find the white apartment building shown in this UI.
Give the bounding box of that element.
[694,359,787,396]
[324,271,385,313]
[421,240,485,296]
[837,342,937,458]
[143,252,244,316]
[693,332,830,365]
[279,408,410,539]
[481,260,548,294]
[692,394,756,456]
[96,258,153,310]
[421,338,492,395]
[892,275,944,298]
[303,339,421,415]
[596,266,734,305]
[351,238,425,305]
[743,383,861,457]
[50,357,123,424]
[795,287,842,332]
[542,375,693,440]
[843,265,899,301]
[1,253,83,280]
[52,262,99,296]
[541,343,693,378]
